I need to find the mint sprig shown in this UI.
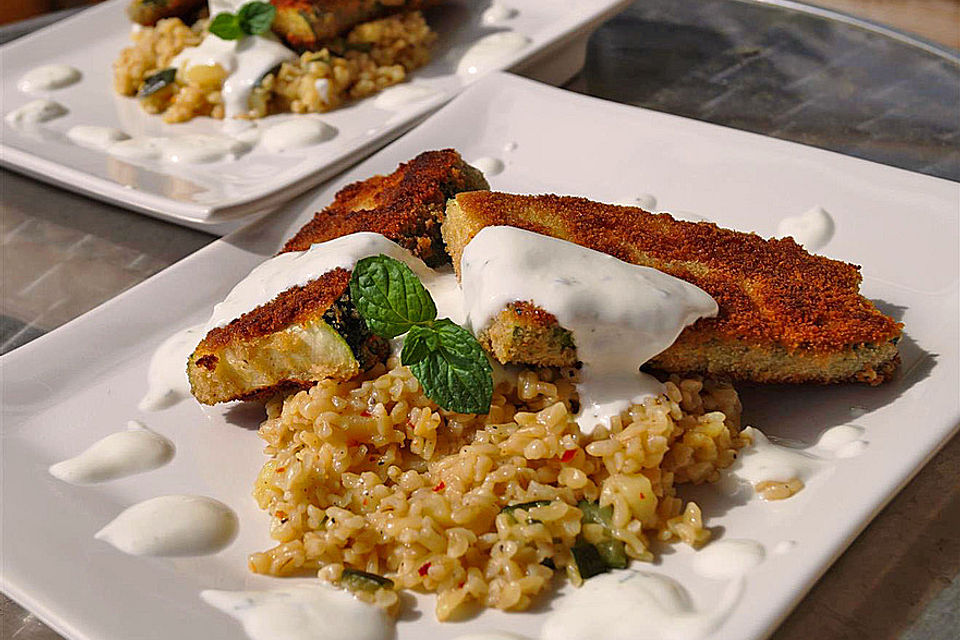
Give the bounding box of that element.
[209,1,276,41]
[350,255,493,415]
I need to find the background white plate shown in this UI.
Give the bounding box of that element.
[0,0,628,230]
[2,72,958,640]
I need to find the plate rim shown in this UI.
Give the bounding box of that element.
[2,71,958,640]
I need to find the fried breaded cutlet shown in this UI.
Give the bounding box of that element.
[442,192,902,385]
[272,0,443,51]
[188,150,488,405]
[283,149,488,265]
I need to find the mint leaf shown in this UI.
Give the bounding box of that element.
[349,255,436,338]
[238,1,276,35]
[406,320,493,414]
[401,324,439,365]
[209,12,244,40]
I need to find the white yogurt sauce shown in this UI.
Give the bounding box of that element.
[815,424,867,458]
[260,118,334,152]
[96,495,237,556]
[67,125,130,150]
[776,206,835,252]
[481,3,518,24]
[205,233,439,331]
[162,134,249,163]
[48,421,174,484]
[140,324,206,411]
[373,84,439,109]
[5,99,67,127]
[692,539,765,580]
[201,583,393,640]
[108,134,248,163]
[457,31,532,75]
[171,4,295,119]
[314,78,331,104]
[721,426,822,496]
[460,226,717,431]
[472,156,505,176]
[773,540,797,555]
[541,570,741,640]
[18,64,81,92]
[108,137,166,160]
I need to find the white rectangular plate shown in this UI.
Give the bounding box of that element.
[2,72,958,640]
[0,0,627,230]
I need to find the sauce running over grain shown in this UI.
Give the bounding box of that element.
[170,0,296,119]
[461,226,717,432]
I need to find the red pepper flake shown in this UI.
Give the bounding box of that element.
[640,493,645,499]
[347,439,359,447]
[418,562,431,577]
[433,481,445,492]
[275,510,286,518]
[275,467,286,473]
[363,498,369,506]
[360,410,372,417]
[458,581,466,589]
[560,449,576,463]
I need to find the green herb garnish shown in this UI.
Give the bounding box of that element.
[209,1,276,40]
[349,255,493,414]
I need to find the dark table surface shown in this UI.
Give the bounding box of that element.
[2,1,958,638]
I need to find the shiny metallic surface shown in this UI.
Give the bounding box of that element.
[1,1,958,639]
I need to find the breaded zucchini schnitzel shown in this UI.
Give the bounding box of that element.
[442,191,901,385]
[188,150,488,405]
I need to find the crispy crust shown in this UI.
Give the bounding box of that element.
[282,149,489,266]
[445,192,902,355]
[196,269,352,355]
[272,0,441,50]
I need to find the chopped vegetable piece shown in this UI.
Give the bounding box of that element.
[578,500,614,528]
[570,541,609,580]
[138,68,176,98]
[594,539,628,569]
[501,500,553,517]
[340,568,394,592]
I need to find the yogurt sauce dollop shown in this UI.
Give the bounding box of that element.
[460,226,717,432]
[541,570,741,640]
[776,206,835,252]
[18,64,81,92]
[48,420,174,484]
[67,125,130,150]
[5,99,67,127]
[96,495,238,556]
[201,583,394,640]
[457,31,531,75]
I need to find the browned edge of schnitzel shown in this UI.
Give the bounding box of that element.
[282,149,489,265]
